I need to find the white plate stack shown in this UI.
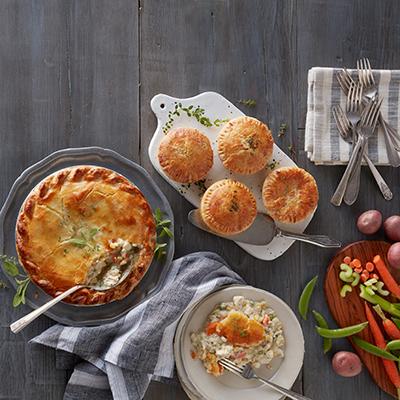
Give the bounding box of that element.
[173,285,305,400]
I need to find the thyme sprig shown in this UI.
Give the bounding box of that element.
[163,103,229,134]
[238,98,257,107]
[154,208,173,260]
[0,255,30,307]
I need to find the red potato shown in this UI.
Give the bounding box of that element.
[357,210,382,235]
[388,242,400,270]
[332,351,362,377]
[384,216,400,242]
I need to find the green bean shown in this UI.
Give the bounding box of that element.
[353,336,400,361]
[316,321,368,338]
[340,284,352,298]
[298,275,318,320]
[312,310,332,353]
[387,340,400,351]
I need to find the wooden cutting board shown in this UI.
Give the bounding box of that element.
[325,240,400,399]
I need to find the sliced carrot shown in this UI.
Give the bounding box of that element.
[206,321,219,335]
[361,272,370,282]
[366,262,375,272]
[355,266,363,274]
[374,305,400,340]
[343,256,352,265]
[373,255,400,299]
[352,259,362,268]
[350,260,357,268]
[365,303,400,393]
[372,273,380,281]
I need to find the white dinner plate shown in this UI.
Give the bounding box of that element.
[148,91,316,260]
[177,285,304,400]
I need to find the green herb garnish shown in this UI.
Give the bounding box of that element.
[278,123,287,137]
[154,208,173,260]
[0,255,30,307]
[266,159,279,170]
[163,103,229,134]
[238,99,256,107]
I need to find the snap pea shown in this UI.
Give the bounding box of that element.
[353,336,400,361]
[298,275,318,320]
[316,321,368,339]
[340,284,352,298]
[312,310,332,353]
[387,340,400,351]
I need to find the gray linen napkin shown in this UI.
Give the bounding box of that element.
[31,252,244,400]
[305,67,400,165]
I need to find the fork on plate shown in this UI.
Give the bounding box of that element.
[218,358,312,400]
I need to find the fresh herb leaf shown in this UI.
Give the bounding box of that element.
[88,227,99,238]
[278,123,287,137]
[64,237,87,248]
[213,119,229,127]
[153,209,173,260]
[2,259,19,277]
[238,99,257,107]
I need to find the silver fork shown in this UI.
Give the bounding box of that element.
[331,97,382,206]
[330,82,363,206]
[332,105,392,200]
[219,358,312,400]
[337,68,400,164]
[344,97,383,205]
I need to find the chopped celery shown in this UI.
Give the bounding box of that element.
[340,284,352,298]
[359,284,400,318]
[351,272,360,287]
[365,278,378,287]
[339,271,354,283]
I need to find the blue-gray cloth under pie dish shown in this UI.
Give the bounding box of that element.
[31,252,244,400]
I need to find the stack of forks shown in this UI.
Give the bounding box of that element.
[331,58,400,206]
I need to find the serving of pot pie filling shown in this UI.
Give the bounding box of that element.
[15,166,156,305]
[191,296,285,376]
[262,166,319,224]
[158,127,213,183]
[200,179,257,235]
[217,116,274,175]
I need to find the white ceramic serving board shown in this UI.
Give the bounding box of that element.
[148,92,315,260]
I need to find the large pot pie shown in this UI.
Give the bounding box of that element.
[16,166,156,305]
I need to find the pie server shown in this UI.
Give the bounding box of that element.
[188,209,341,248]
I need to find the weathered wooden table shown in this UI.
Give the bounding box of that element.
[1,1,399,399]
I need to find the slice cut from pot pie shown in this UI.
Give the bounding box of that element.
[262,166,318,224]
[200,179,257,235]
[217,116,274,175]
[158,127,213,183]
[15,166,156,305]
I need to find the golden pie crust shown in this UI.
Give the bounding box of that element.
[262,167,318,224]
[200,179,257,235]
[217,116,274,175]
[158,128,213,183]
[15,166,156,305]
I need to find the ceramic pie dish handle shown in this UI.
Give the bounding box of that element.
[10,285,83,333]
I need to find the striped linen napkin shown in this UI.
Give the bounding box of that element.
[305,67,400,165]
[31,252,244,400]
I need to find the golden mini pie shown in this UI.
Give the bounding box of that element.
[200,179,257,235]
[262,167,319,224]
[217,116,274,174]
[15,166,156,305]
[158,127,213,183]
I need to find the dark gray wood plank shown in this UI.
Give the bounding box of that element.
[297,1,400,399]
[140,1,302,398]
[0,0,139,399]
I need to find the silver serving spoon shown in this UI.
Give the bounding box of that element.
[10,243,140,334]
[188,209,341,248]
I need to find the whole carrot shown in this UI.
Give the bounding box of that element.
[365,302,400,399]
[373,255,400,299]
[374,305,400,340]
